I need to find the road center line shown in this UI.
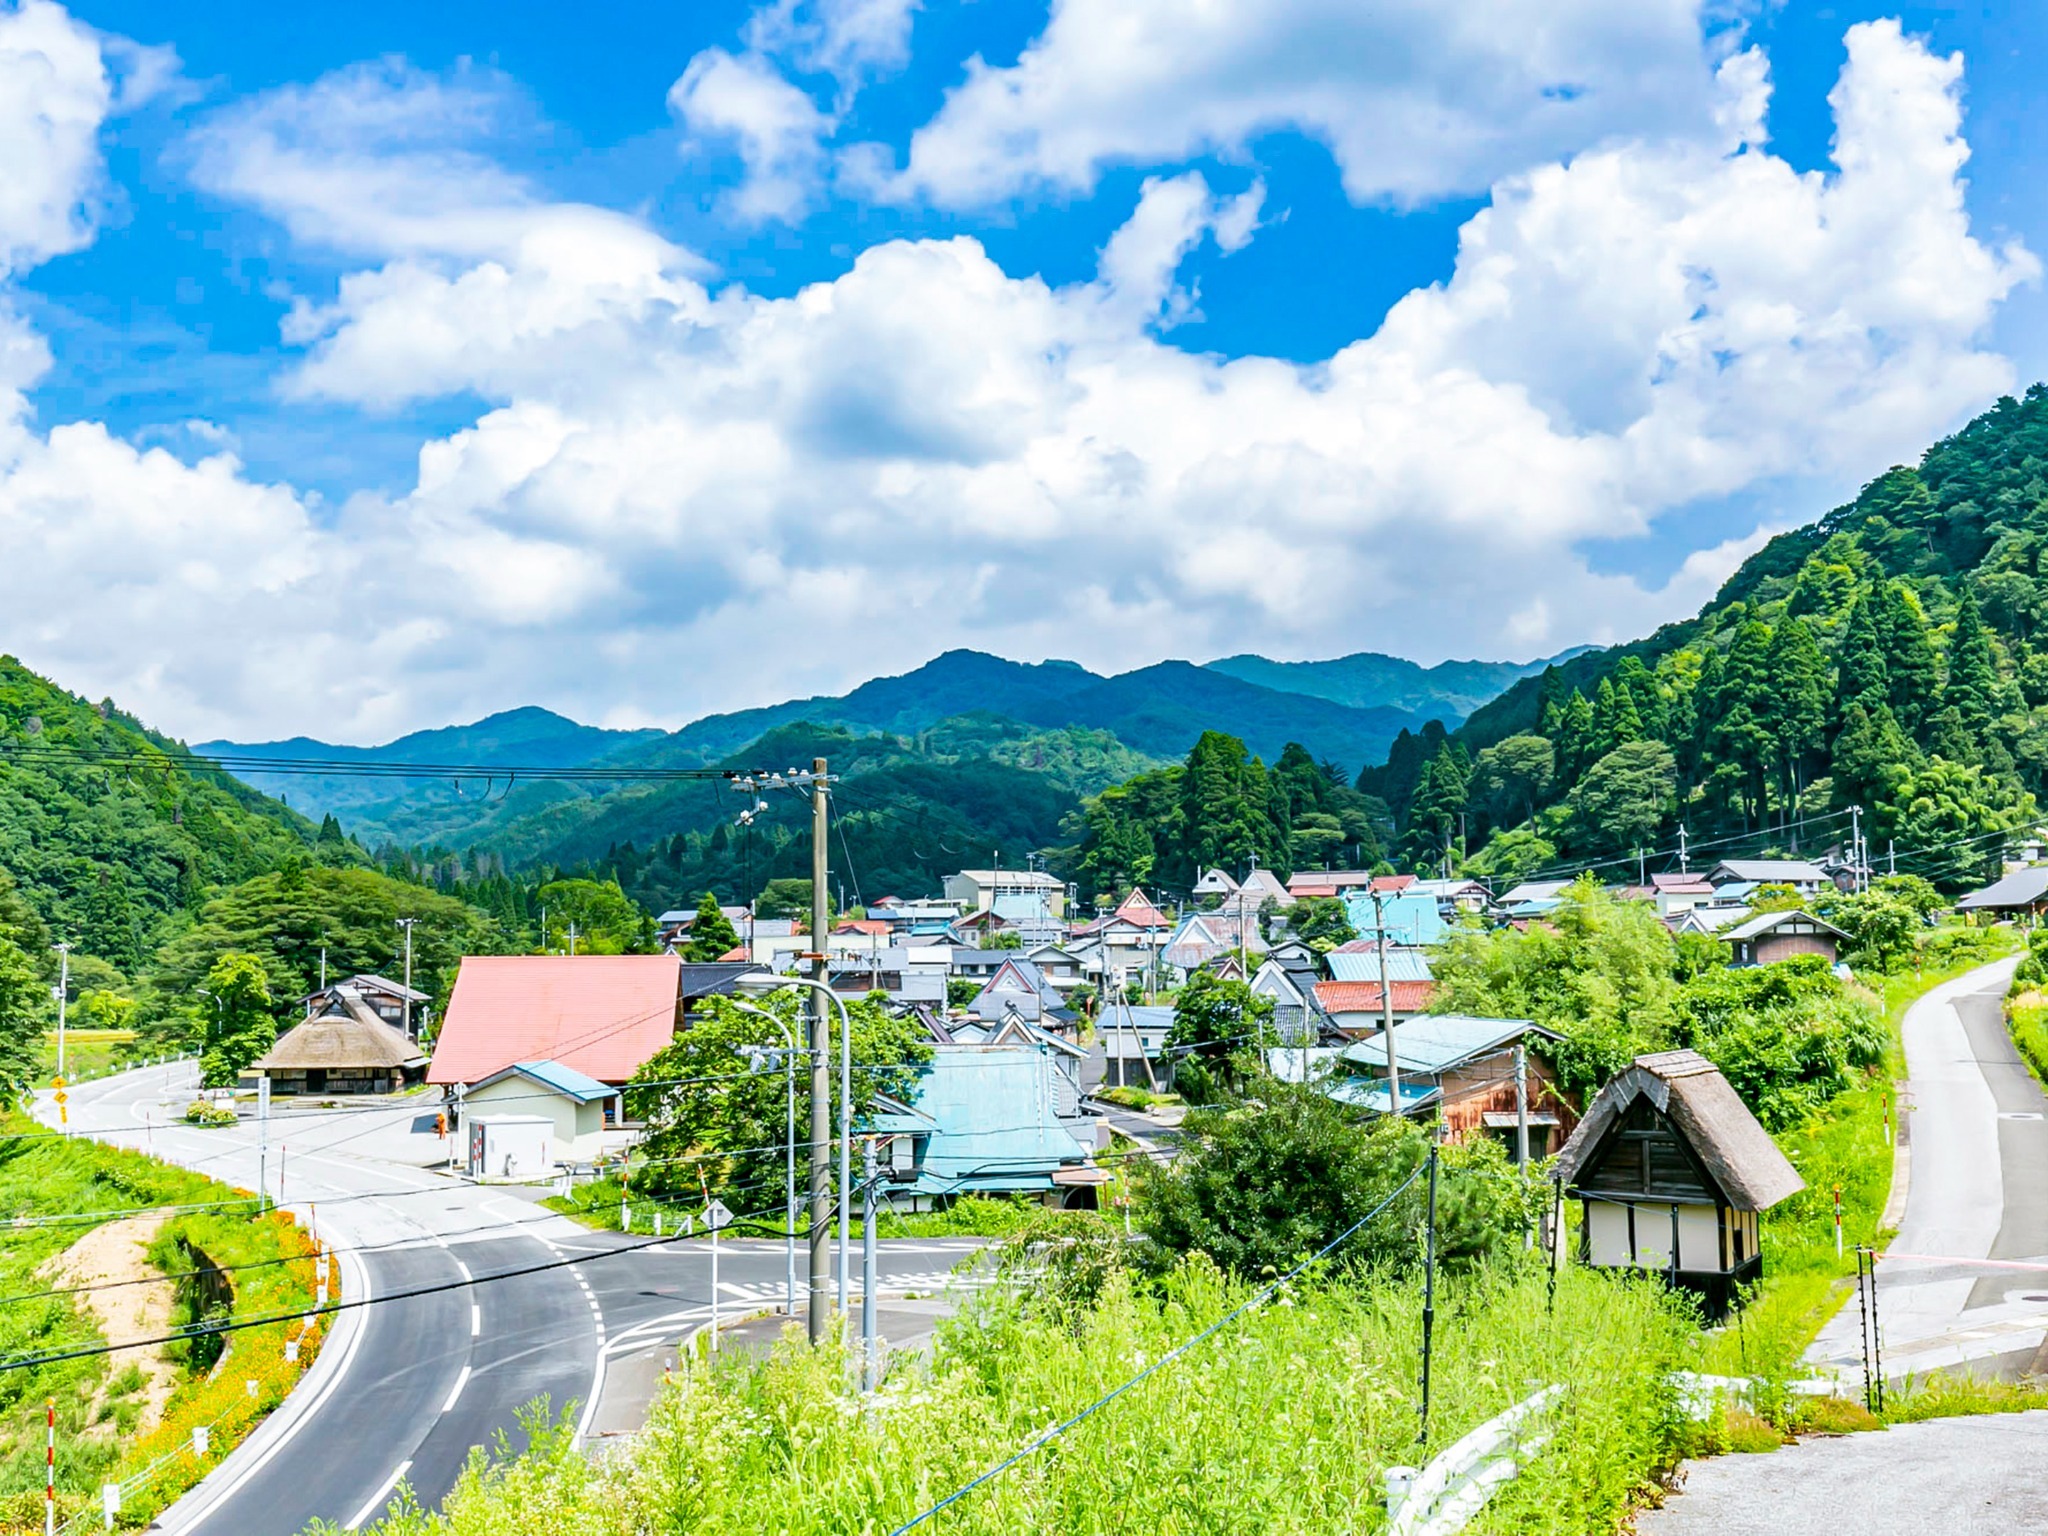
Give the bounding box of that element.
[441,1364,472,1415]
[470,1304,481,1336]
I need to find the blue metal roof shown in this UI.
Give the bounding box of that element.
[474,1059,616,1103]
[890,1045,1094,1195]
[1323,1077,1441,1114]
[1327,948,1435,983]
[1336,1015,1553,1075]
[1340,889,1446,946]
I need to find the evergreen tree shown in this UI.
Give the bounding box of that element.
[1836,587,1889,714]
[1708,620,1775,823]
[1591,676,1643,757]
[683,891,741,961]
[1945,586,1999,741]
[1401,745,1468,870]
[1764,617,1828,807]
[1880,581,1940,736]
[1555,689,1594,778]
[1830,702,1914,813]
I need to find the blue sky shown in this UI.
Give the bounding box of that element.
[2,0,2044,741]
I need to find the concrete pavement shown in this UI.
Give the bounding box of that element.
[1634,1411,2048,1534]
[1807,957,2048,1385]
[35,1063,989,1534]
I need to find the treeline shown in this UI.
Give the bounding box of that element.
[1061,733,1390,903]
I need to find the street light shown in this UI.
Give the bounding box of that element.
[731,971,853,1336]
[731,1001,802,1321]
[196,988,225,1043]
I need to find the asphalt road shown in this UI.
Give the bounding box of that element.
[36,1063,986,1535]
[1635,1411,2048,1534]
[1807,956,2048,1385]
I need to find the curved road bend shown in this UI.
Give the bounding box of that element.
[1806,956,2048,1383]
[36,1063,986,1534]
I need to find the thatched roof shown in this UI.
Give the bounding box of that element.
[254,988,427,1073]
[1553,1049,1804,1212]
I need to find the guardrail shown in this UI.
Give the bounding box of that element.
[1385,1385,1561,1536]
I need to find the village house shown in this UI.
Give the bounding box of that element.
[1719,909,1849,967]
[1340,886,1446,946]
[827,945,948,1003]
[431,955,687,1093]
[1094,1000,1177,1091]
[459,1059,617,1165]
[1552,1049,1803,1319]
[1329,1016,1572,1158]
[1648,872,1715,917]
[1706,858,1830,897]
[1958,865,2048,924]
[942,868,1068,923]
[966,957,1072,1026]
[298,973,431,1038]
[252,985,428,1095]
[1325,943,1434,985]
[1249,954,1332,1045]
[1312,978,1437,1035]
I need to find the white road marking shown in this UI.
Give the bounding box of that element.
[441,1365,472,1415]
[454,1260,472,1282]
[343,1459,411,1532]
[470,1305,481,1337]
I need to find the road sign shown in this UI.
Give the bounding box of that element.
[704,1198,734,1232]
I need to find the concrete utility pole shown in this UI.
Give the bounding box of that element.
[1370,890,1402,1114]
[861,1136,879,1393]
[1850,804,1864,894]
[808,756,832,1345]
[1514,1043,1530,1167]
[1677,825,1689,874]
[396,918,418,1038]
[53,943,69,1081]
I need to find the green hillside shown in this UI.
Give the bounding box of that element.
[1362,384,2048,887]
[0,656,323,970]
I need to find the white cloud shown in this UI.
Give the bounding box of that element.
[0,16,2037,750]
[668,47,834,224]
[746,0,919,97]
[0,0,109,275]
[874,0,1732,209]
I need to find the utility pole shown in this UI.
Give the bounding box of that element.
[1888,839,1896,878]
[318,945,327,993]
[396,918,418,1039]
[1677,825,1689,874]
[1850,805,1864,894]
[1370,890,1402,1115]
[808,757,832,1345]
[567,922,579,957]
[54,943,69,1081]
[1514,1043,1530,1167]
[861,1137,879,1393]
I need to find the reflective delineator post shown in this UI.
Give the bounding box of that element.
[1834,1184,1844,1258]
[45,1398,54,1536]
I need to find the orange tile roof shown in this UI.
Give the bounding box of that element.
[429,955,682,1085]
[1313,979,1438,1015]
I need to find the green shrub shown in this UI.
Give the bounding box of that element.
[2007,992,2048,1087]
[183,1099,237,1127]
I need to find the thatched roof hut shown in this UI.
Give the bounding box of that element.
[252,987,428,1095]
[1554,1050,1803,1318]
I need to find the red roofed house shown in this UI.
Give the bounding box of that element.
[429,955,689,1090]
[1312,979,1438,1037]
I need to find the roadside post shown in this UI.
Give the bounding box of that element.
[861,1138,879,1393]
[257,1075,271,1212]
[45,1399,54,1536]
[704,1197,734,1353]
[101,1480,119,1531]
[1833,1185,1843,1258]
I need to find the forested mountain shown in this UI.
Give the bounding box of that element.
[1358,386,2048,888]
[1206,648,1585,718]
[206,647,1537,851]
[197,706,664,828]
[406,717,1160,917]
[0,657,324,970]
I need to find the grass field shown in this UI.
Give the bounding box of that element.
[34,1029,138,1085]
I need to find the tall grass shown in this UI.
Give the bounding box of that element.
[345,1261,1695,1536]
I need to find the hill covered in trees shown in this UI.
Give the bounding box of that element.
[1359,386,2048,887]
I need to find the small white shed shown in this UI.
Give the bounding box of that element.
[468,1116,553,1181]
[461,1060,617,1166]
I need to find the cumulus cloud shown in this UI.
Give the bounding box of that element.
[668,46,836,224]
[872,0,1732,208]
[0,15,2037,747]
[0,0,110,275]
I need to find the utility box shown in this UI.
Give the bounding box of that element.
[468,1115,551,1181]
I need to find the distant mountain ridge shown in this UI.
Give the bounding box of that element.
[203,644,1562,851]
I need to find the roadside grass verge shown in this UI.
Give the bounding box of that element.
[2006,989,2048,1089]
[0,1114,321,1532]
[35,1031,138,1084]
[343,1262,1698,1536]
[1700,929,2020,1387]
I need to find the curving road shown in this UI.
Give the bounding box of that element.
[36,1063,984,1534]
[1806,955,2048,1385]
